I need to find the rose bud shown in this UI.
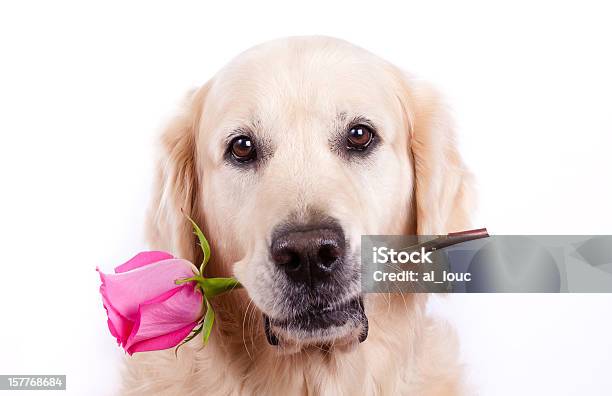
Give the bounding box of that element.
[97,251,203,355]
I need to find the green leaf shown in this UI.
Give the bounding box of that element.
[174,275,205,286]
[201,277,242,299]
[184,214,211,273]
[202,298,215,345]
[174,322,203,356]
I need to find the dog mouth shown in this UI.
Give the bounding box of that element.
[263,296,368,347]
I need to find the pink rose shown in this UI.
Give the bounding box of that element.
[97,251,203,355]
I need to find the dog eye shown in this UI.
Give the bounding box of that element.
[230,136,256,162]
[347,124,374,150]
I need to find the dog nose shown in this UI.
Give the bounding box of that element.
[271,226,345,287]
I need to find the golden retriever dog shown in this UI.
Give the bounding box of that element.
[123,36,474,395]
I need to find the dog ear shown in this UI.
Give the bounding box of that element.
[146,84,209,263]
[397,76,475,234]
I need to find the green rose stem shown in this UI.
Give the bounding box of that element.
[174,214,242,354]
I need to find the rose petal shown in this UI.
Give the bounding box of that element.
[126,322,198,355]
[115,251,174,273]
[98,258,197,321]
[100,286,133,345]
[124,285,203,353]
[97,269,135,345]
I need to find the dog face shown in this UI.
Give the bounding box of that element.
[200,39,415,347]
[147,37,473,352]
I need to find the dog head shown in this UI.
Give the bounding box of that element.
[147,36,472,352]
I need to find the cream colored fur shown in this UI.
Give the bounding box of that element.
[124,36,474,396]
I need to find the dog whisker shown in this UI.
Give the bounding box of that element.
[242,297,255,360]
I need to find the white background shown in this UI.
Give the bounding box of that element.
[1,1,611,395]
